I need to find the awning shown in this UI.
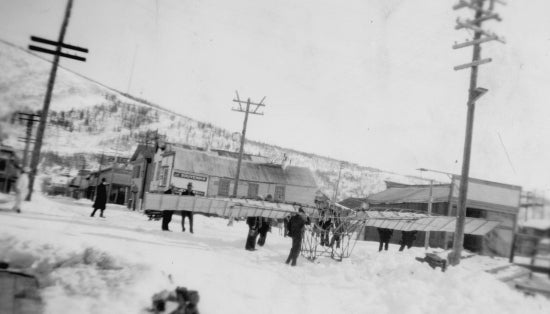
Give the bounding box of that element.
[355,211,500,235]
[144,193,301,219]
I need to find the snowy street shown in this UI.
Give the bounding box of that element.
[1,194,549,314]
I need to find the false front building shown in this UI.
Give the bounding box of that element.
[360,177,521,258]
[146,144,318,205]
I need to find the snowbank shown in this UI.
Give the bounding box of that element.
[1,194,549,314]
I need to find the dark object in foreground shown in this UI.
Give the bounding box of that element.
[0,269,43,314]
[151,286,200,314]
[416,253,447,272]
[145,210,164,221]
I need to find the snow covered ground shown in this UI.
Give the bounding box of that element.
[1,193,549,314]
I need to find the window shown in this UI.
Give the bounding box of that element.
[133,165,141,178]
[0,159,6,172]
[155,162,161,180]
[247,183,259,198]
[160,166,169,187]
[274,186,285,202]
[218,179,230,197]
[150,163,156,180]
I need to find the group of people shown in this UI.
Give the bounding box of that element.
[162,182,195,233]
[244,216,272,251]
[244,195,276,251]
[377,228,418,252]
[312,206,342,248]
[242,198,311,267]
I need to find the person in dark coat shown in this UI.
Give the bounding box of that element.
[319,208,332,246]
[257,217,271,247]
[283,215,291,237]
[245,216,260,251]
[181,182,195,233]
[161,184,175,231]
[399,231,418,251]
[90,178,107,218]
[285,207,309,266]
[377,228,393,251]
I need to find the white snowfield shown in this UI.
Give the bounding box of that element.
[0,193,549,314]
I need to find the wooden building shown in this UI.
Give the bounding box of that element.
[88,165,132,205]
[361,176,521,258]
[0,145,20,193]
[128,145,155,210]
[146,144,318,205]
[68,170,91,199]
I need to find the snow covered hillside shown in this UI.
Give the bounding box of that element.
[1,194,549,314]
[0,40,428,199]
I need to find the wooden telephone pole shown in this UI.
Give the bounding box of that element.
[448,0,505,266]
[231,91,266,197]
[15,112,41,168]
[332,162,344,203]
[26,0,88,201]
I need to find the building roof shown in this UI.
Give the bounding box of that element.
[171,148,317,187]
[130,145,155,162]
[368,185,452,204]
[368,178,522,215]
[338,197,368,209]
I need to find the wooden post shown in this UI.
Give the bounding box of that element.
[450,0,488,266]
[27,0,74,201]
[332,162,344,203]
[231,92,266,197]
[233,99,250,198]
[425,180,434,250]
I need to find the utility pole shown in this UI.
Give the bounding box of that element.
[26,0,88,201]
[231,91,266,197]
[449,0,505,266]
[425,180,434,250]
[16,112,41,168]
[332,162,344,203]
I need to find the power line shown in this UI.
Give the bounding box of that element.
[496,132,517,175]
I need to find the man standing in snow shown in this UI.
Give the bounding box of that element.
[285,207,309,266]
[12,166,30,213]
[161,184,175,231]
[399,231,418,251]
[257,217,271,247]
[377,228,393,251]
[90,178,107,218]
[245,216,260,250]
[180,182,195,233]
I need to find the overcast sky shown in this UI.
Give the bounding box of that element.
[1,0,549,192]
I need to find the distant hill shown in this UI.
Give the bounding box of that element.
[0,40,428,200]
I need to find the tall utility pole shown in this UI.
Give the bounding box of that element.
[231,91,266,197]
[26,0,88,201]
[449,0,505,266]
[332,162,344,203]
[425,180,434,250]
[16,112,41,168]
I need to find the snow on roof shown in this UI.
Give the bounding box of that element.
[368,185,452,204]
[520,219,550,231]
[171,148,317,188]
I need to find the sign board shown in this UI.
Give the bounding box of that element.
[172,170,208,196]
